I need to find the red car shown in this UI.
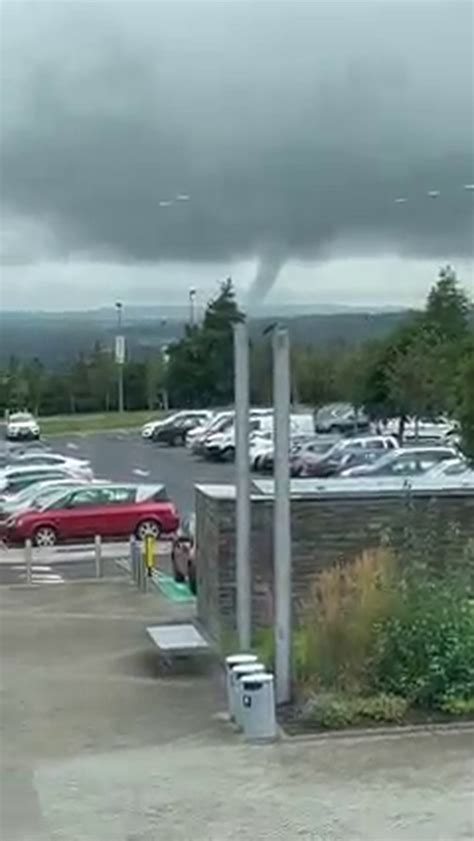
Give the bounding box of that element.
[4,483,179,547]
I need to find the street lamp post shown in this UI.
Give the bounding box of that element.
[115,301,125,413]
[189,288,197,328]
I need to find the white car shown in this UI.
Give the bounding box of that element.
[0,464,89,497]
[384,416,458,441]
[10,452,93,480]
[341,446,457,478]
[423,457,472,478]
[250,432,274,470]
[141,410,212,440]
[6,412,40,441]
[186,412,235,452]
[204,415,274,461]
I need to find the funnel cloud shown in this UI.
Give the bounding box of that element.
[247,250,286,307]
[1,1,473,306]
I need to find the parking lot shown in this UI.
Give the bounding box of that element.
[46,430,236,514]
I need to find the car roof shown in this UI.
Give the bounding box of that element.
[9,412,35,422]
[1,464,71,477]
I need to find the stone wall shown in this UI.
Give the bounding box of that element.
[195,485,474,643]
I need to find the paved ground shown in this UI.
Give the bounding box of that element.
[47,430,236,513]
[1,581,473,841]
[0,556,127,585]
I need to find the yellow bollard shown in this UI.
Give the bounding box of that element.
[144,534,155,577]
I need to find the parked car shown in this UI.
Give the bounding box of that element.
[0,465,86,499]
[8,451,93,479]
[204,415,274,461]
[6,412,40,441]
[151,412,210,445]
[341,446,457,478]
[186,412,235,454]
[383,416,458,441]
[250,431,274,471]
[171,512,196,594]
[298,435,398,478]
[141,410,212,440]
[0,478,97,516]
[423,457,472,478]
[3,483,179,546]
[290,437,340,477]
[315,403,369,434]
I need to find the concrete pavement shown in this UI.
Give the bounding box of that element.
[1,580,473,840]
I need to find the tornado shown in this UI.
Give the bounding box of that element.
[246,251,285,310]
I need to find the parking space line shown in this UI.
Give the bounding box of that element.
[67,442,79,450]
[133,468,150,477]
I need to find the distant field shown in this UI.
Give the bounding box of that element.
[40,411,164,436]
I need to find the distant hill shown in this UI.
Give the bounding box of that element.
[251,310,413,347]
[0,307,412,368]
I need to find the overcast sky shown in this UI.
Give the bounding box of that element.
[1,0,473,311]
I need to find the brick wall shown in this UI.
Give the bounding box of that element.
[195,486,474,643]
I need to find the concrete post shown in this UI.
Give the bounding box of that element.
[25,538,33,587]
[94,535,103,578]
[234,320,251,650]
[272,327,292,705]
[130,536,139,583]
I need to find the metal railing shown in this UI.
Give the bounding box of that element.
[1,535,160,589]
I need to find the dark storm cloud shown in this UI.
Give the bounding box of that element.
[1,1,473,298]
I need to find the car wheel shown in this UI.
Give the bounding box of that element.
[171,547,186,582]
[188,562,197,595]
[33,526,57,547]
[221,447,235,462]
[136,519,161,541]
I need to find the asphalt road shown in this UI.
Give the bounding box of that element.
[48,430,236,513]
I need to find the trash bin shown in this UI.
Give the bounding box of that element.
[225,654,258,718]
[241,672,277,742]
[231,662,265,727]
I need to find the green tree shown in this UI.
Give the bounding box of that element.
[167,279,244,406]
[457,340,474,463]
[425,265,471,342]
[292,347,338,407]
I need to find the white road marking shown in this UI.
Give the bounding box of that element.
[67,442,79,450]
[32,574,64,583]
[30,565,54,572]
[133,468,150,477]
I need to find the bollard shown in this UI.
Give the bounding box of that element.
[144,534,155,578]
[140,542,147,593]
[130,536,140,584]
[24,538,33,586]
[94,535,103,578]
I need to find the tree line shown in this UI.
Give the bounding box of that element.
[1,268,473,457]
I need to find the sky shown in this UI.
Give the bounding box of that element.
[1,0,473,312]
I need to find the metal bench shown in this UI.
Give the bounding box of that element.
[146,623,211,661]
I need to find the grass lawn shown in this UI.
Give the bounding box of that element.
[40,410,165,436]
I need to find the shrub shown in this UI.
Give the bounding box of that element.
[296,547,398,692]
[441,696,474,716]
[304,692,408,729]
[371,581,474,708]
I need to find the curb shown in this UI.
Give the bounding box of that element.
[277,719,474,743]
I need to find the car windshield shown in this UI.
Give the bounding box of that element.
[9,413,33,422]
